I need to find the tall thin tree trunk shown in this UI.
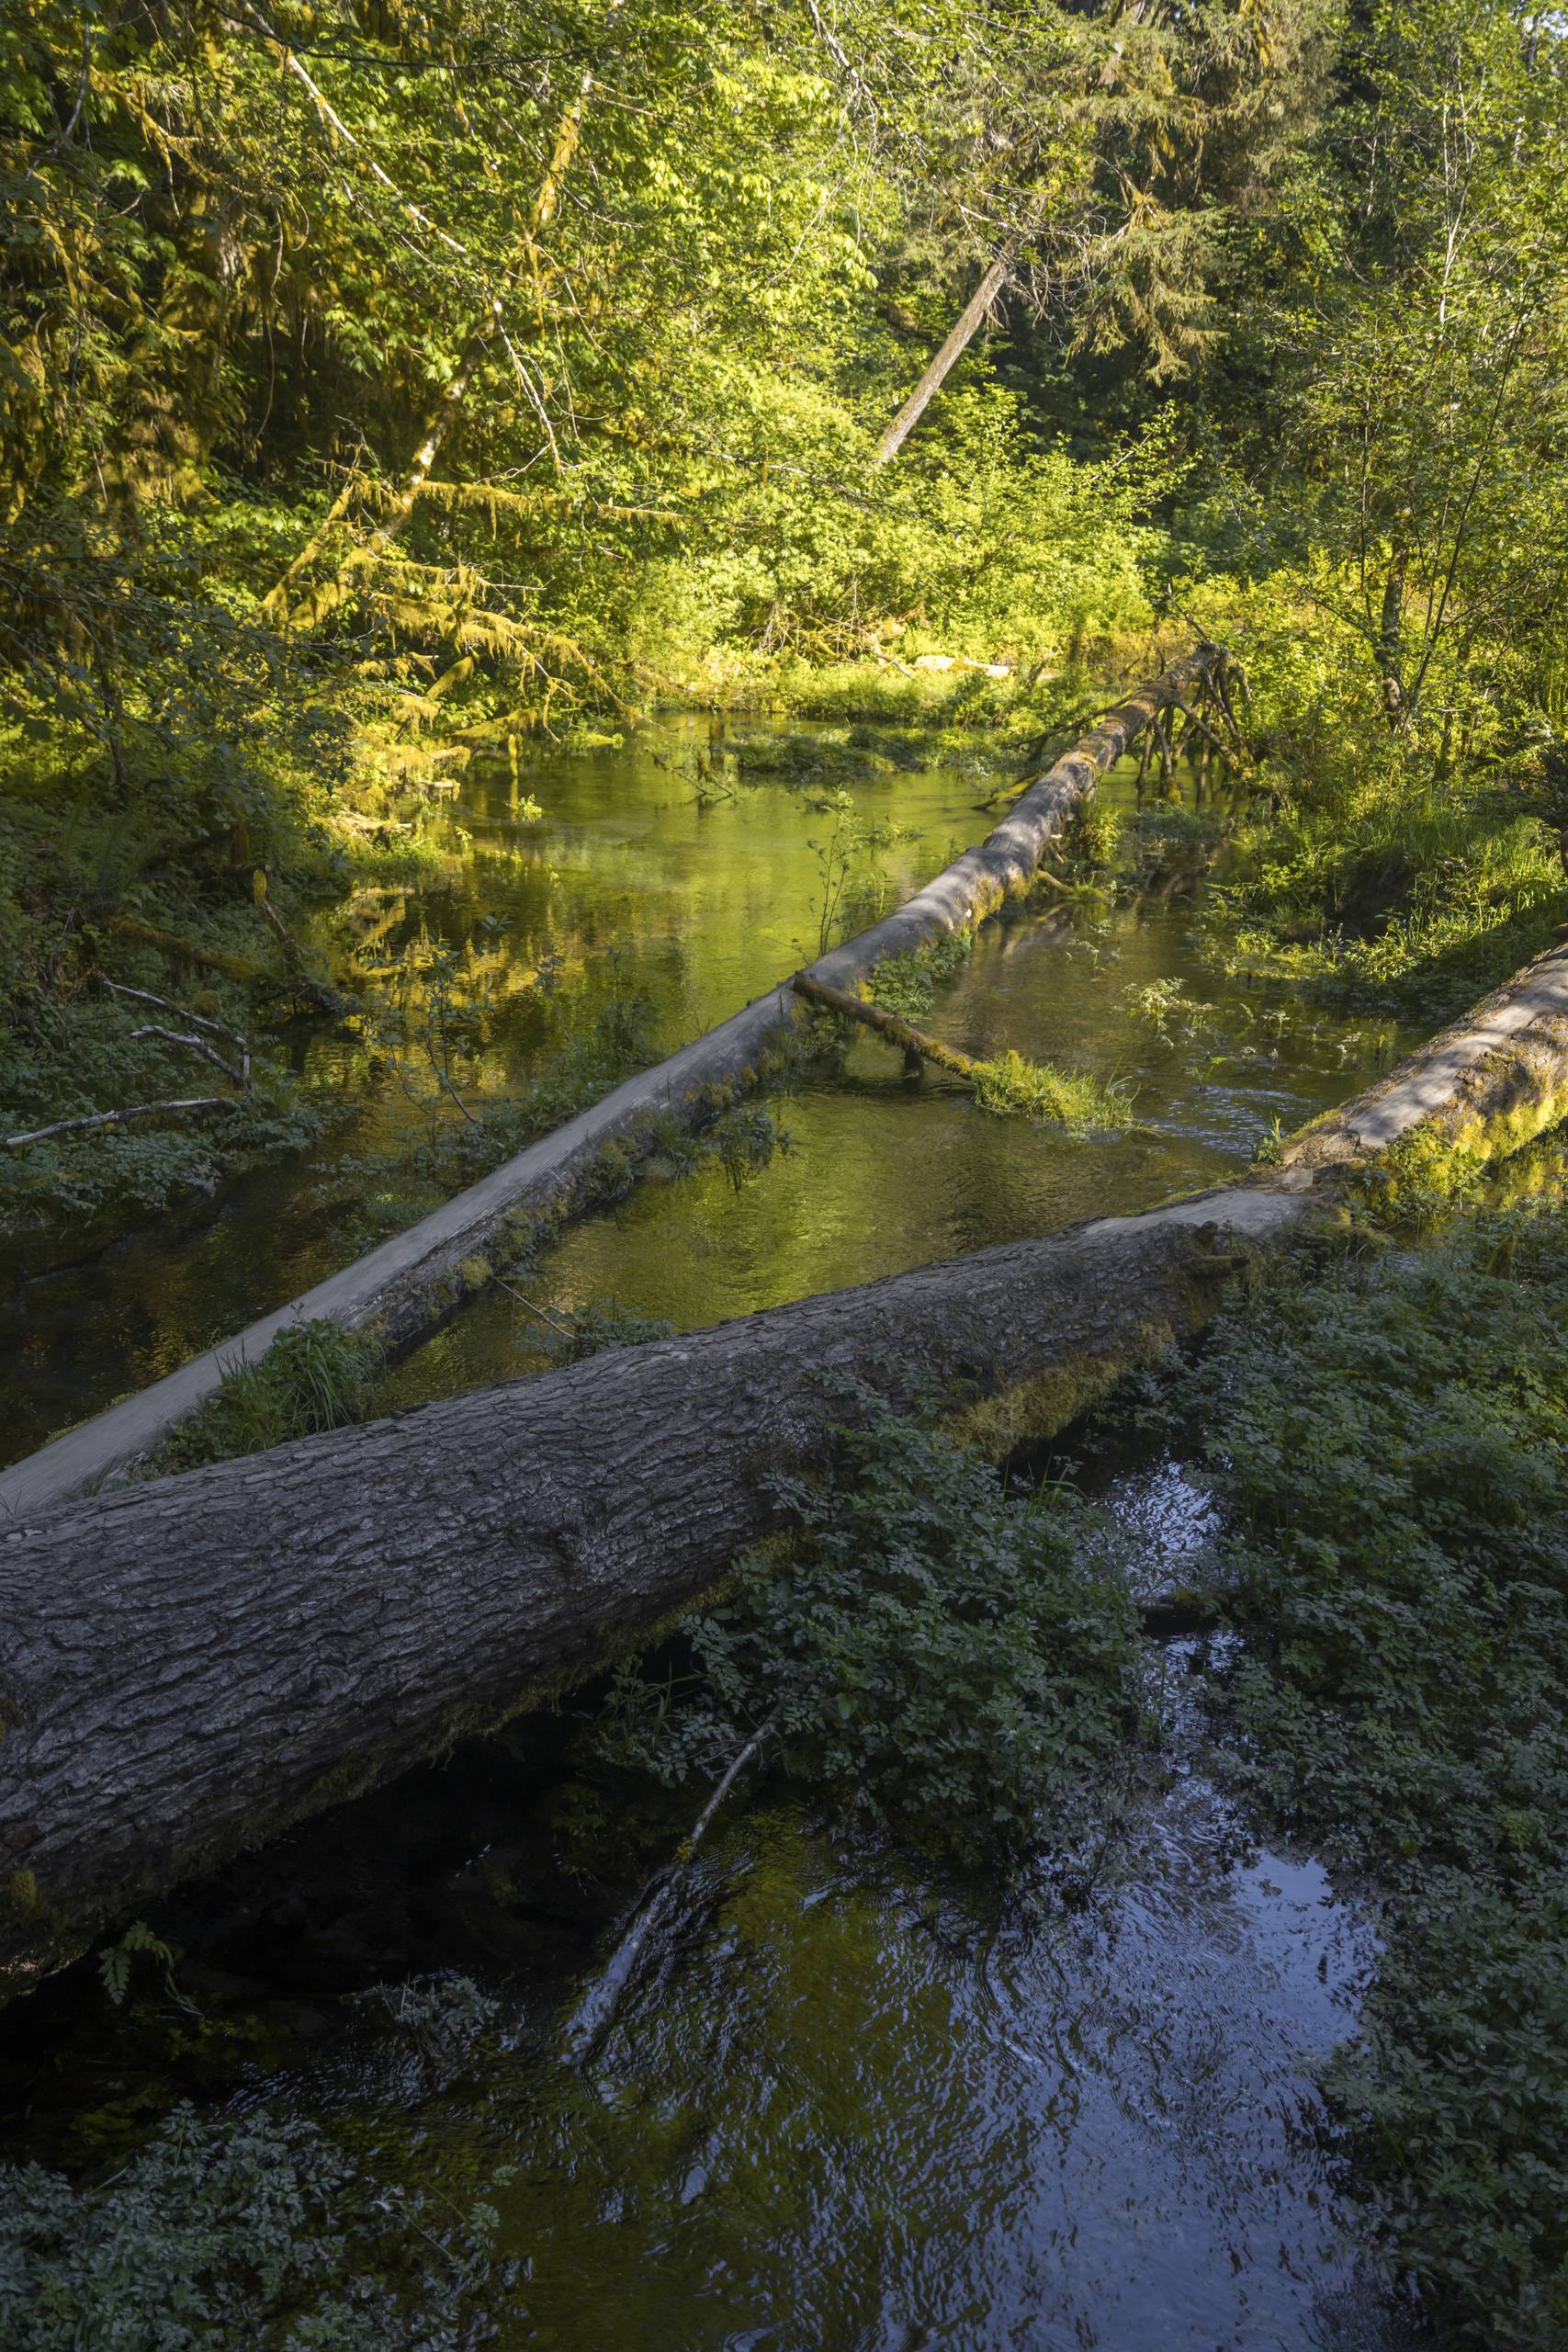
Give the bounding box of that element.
[873,224,1030,465]
[1379,547,1408,727]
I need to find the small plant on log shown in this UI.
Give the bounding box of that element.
[529,1295,677,1364]
[157,1319,379,1472]
[868,928,974,1021]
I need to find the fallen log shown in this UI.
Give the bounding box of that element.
[0,1184,1302,2000]
[2,647,1215,1517]
[791,971,980,1080]
[6,929,1568,1996]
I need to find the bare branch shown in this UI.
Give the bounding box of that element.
[128,1024,248,1088]
[6,1100,232,1149]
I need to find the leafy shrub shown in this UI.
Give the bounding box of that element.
[0,2100,502,2350]
[1153,1210,1568,2346]
[534,1295,677,1363]
[604,1396,1139,1873]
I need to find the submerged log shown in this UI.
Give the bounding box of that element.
[1,648,1216,1518]
[0,1184,1303,2000]
[790,971,981,1080]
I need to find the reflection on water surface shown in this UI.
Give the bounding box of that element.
[5,722,1398,1456]
[180,1464,1411,2350]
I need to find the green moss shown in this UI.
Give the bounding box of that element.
[948,1336,1170,1458]
[1348,1081,1568,1234]
[5,1870,42,1917]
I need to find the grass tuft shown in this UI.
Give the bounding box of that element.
[970,1050,1134,1134]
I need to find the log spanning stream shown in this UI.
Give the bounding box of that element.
[2,690,1509,2344]
[3,702,1401,1465]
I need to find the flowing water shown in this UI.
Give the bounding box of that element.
[4,722,1421,2343]
[3,718,1399,1452]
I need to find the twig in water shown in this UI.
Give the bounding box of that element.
[564,1719,776,2060]
[493,1277,576,1338]
[423,1041,479,1124]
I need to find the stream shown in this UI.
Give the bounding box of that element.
[5,721,1422,2345]
[4,718,1397,1454]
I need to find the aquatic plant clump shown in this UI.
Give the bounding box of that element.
[1150,1207,1568,2347]
[970,1049,1134,1135]
[601,1397,1140,1875]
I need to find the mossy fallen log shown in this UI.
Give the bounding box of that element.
[0,1184,1303,2002]
[2,648,1217,1518]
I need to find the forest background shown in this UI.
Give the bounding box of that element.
[5,0,1568,1230]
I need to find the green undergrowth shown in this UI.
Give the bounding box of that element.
[1139,1205,1568,2346]
[155,1319,379,1475]
[1209,768,1568,1019]
[0,717,459,1249]
[0,2092,502,2350]
[597,1387,1140,1879]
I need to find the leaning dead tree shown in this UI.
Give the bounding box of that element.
[1,644,1218,1519]
[4,933,1568,2000]
[873,203,1050,464]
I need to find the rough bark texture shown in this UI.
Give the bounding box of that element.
[1,648,1217,1519]
[0,1185,1302,2000]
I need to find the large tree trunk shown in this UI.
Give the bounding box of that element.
[6,924,1568,1996]
[0,1187,1298,2000]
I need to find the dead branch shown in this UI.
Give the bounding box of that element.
[565,1719,777,2058]
[6,1099,232,1149]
